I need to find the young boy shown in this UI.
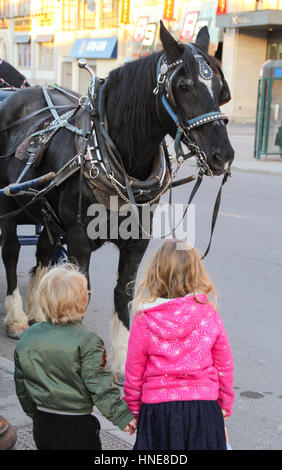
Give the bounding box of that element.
[14,263,136,450]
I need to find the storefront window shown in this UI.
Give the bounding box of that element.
[38,42,54,70]
[100,0,118,28]
[40,0,55,12]
[16,0,31,16]
[17,42,31,68]
[267,42,282,60]
[0,0,10,17]
[62,0,78,31]
[78,0,96,29]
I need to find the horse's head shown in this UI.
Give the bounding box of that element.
[158,21,234,176]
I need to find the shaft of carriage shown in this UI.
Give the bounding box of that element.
[0,172,56,197]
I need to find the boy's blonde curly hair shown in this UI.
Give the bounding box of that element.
[38,263,89,324]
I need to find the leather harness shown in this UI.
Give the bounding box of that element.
[0,47,232,258]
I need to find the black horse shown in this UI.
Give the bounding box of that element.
[0,58,30,88]
[0,23,234,376]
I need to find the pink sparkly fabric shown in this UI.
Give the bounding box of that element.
[124,294,234,417]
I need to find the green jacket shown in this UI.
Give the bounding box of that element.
[14,320,134,431]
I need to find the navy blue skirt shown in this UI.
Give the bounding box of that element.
[133,400,226,451]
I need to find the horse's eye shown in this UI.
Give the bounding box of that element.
[179,79,194,91]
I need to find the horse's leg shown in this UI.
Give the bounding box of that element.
[66,223,92,288]
[27,227,58,324]
[110,239,150,378]
[1,221,29,338]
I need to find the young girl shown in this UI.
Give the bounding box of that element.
[124,239,234,450]
[14,263,136,450]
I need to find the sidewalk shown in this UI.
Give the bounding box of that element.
[0,356,135,451]
[227,123,282,176]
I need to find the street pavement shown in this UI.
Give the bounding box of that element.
[0,122,281,451]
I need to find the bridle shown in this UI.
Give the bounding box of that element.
[153,45,230,178]
[152,46,233,257]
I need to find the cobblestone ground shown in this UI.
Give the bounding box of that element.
[14,424,132,451]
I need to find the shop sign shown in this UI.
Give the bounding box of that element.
[163,0,174,21]
[232,14,252,25]
[133,17,157,46]
[14,16,32,32]
[180,11,199,41]
[120,0,130,24]
[133,17,148,42]
[0,18,10,29]
[37,12,55,27]
[274,68,282,78]
[216,0,227,15]
[143,23,157,47]
[70,37,118,59]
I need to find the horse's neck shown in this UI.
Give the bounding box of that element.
[105,59,167,181]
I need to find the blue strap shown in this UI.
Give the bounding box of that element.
[161,95,179,126]
[187,111,224,127]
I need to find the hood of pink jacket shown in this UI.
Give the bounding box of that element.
[140,294,209,341]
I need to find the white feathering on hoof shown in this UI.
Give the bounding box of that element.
[27,265,48,323]
[109,313,130,376]
[4,288,29,337]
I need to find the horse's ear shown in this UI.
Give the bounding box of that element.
[219,74,231,106]
[160,20,182,61]
[195,26,210,54]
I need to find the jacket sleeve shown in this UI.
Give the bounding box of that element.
[80,334,135,431]
[123,314,149,417]
[14,349,36,419]
[212,312,235,417]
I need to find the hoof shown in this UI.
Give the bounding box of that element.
[0,416,17,450]
[114,373,125,387]
[6,322,28,340]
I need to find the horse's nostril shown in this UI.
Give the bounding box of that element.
[212,153,222,168]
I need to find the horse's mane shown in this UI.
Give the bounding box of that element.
[105,45,207,173]
[106,52,161,169]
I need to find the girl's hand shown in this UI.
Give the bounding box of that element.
[221,409,228,421]
[124,418,137,435]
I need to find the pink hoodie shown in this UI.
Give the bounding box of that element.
[124,294,234,417]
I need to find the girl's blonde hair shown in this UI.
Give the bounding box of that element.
[38,263,89,325]
[132,239,217,314]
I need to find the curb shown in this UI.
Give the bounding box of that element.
[0,355,14,374]
[231,162,282,177]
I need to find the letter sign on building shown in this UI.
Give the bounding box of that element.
[180,11,199,41]
[120,0,130,24]
[216,0,227,15]
[143,23,157,47]
[163,0,175,21]
[133,16,149,42]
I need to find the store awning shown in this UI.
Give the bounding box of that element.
[14,35,31,44]
[70,37,118,59]
[216,9,282,30]
[35,34,54,43]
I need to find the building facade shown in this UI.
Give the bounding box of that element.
[0,1,281,122]
[217,0,282,122]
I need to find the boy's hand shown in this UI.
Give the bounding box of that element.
[124,418,137,435]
